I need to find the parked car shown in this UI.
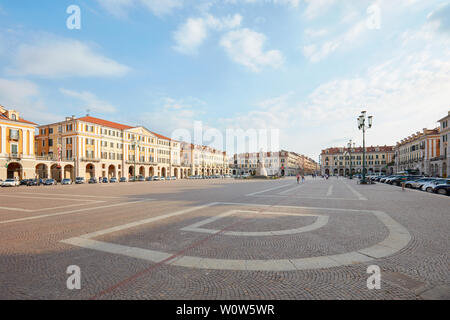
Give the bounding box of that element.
[88,177,98,184]
[102,177,109,183]
[110,177,118,183]
[75,177,85,184]
[145,176,153,181]
[61,178,72,185]
[129,177,136,182]
[405,178,435,189]
[138,176,145,182]
[433,184,450,196]
[160,177,166,181]
[26,179,41,186]
[44,179,57,186]
[20,179,30,186]
[120,177,127,183]
[2,179,19,187]
[153,176,160,181]
[421,179,450,192]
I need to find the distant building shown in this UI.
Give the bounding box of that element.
[320,146,395,176]
[230,150,319,176]
[395,128,440,176]
[431,111,449,177]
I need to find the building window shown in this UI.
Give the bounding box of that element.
[48,139,53,147]
[9,129,19,141]
[11,144,18,154]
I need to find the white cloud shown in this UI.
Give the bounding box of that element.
[218,25,450,158]
[97,0,182,17]
[59,88,117,114]
[9,39,130,78]
[220,28,284,72]
[139,0,183,16]
[0,78,61,124]
[303,20,366,62]
[303,0,336,20]
[132,96,206,136]
[173,14,242,55]
[427,2,450,35]
[225,0,300,7]
[173,18,209,55]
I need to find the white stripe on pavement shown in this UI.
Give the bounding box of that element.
[0,199,154,225]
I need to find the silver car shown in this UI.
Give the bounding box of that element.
[421,179,450,192]
[2,179,19,187]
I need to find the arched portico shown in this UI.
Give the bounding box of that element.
[86,164,95,179]
[36,163,49,179]
[64,165,74,180]
[51,164,62,182]
[7,162,22,180]
[108,165,116,179]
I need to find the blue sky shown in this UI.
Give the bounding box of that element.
[0,0,449,160]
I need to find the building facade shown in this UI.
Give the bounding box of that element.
[180,142,229,177]
[395,128,440,176]
[230,150,318,176]
[0,105,38,180]
[320,145,395,176]
[430,111,449,178]
[35,115,227,181]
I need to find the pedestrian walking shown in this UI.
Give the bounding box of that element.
[296,174,300,184]
[302,175,305,183]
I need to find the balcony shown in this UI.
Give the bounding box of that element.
[81,157,101,162]
[8,153,22,160]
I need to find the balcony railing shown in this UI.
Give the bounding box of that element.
[8,153,22,160]
[81,157,101,162]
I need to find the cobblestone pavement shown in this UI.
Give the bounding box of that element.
[0,177,448,300]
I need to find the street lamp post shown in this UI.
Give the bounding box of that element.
[347,140,355,179]
[358,111,373,184]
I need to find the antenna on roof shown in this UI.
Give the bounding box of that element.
[86,109,91,117]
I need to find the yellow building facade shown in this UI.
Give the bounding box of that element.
[0,105,37,180]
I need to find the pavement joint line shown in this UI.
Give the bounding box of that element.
[0,199,155,225]
[245,183,295,196]
[60,202,411,272]
[342,180,368,201]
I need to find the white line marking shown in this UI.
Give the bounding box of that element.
[326,185,333,197]
[245,183,293,196]
[61,202,411,271]
[0,206,33,212]
[181,210,329,237]
[0,194,101,202]
[77,202,219,239]
[278,184,305,195]
[13,192,144,200]
[342,180,368,200]
[248,194,364,201]
[0,199,154,225]
[32,201,105,212]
